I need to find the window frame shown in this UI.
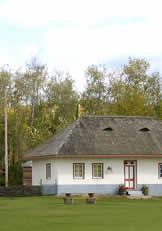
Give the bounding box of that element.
[46,163,51,180]
[92,163,104,179]
[158,163,162,178]
[73,163,85,179]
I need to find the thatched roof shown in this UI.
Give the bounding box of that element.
[24,116,162,159]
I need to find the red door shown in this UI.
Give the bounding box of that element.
[124,161,136,189]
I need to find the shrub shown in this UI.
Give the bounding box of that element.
[142,185,149,192]
[8,162,23,185]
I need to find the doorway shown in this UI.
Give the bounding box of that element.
[124,160,137,189]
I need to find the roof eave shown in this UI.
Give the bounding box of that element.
[24,154,162,160]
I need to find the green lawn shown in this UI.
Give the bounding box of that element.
[0,195,162,231]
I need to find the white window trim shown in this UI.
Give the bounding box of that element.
[73,163,85,179]
[92,163,103,179]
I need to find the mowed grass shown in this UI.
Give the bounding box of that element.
[0,196,162,231]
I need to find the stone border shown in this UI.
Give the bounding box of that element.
[0,186,41,196]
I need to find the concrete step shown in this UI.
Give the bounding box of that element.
[127,195,152,200]
[127,190,144,196]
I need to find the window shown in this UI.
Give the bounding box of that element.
[46,163,51,179]
[73,163,85,179]
[139,127,150,132]
[103,127,113,131]
[159,163,162,178]
[92,163,103,179]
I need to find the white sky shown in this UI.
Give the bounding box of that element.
[0,0,162,91]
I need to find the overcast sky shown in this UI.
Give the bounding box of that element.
[0,0,162,91]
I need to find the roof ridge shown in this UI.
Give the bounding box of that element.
[56,119,79,154]
[81,115,158,120]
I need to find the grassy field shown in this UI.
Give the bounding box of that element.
[0,195,162,231]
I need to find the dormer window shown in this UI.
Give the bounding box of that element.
[103,127,113,131]
[139,128,150,132]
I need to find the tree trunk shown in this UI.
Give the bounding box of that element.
[4,88,8,187]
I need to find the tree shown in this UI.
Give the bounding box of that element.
[46,71,79,132]
[0,65,12,187]
[109,58,161,116]
[123,57,150,88]
[81,65,109,115]
[20,57,47,126]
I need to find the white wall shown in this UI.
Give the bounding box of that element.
[32,157,162,185]
[56,158,123,185]
[32,158,57,185]
[137,158,162,184]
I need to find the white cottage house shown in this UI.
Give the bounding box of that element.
[24,116,162,195]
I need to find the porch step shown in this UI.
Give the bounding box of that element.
[127,190,144,196]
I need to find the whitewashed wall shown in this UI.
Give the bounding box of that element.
[32,157,162,186]
[137,158,162,184]
[56,158,123,185]
[32,158,57,185]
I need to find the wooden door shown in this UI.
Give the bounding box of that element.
[124,161,136,189]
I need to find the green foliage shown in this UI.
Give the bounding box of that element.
[8,162,23,185]
[46,71,79,131]
[109,58,161,116]
[81,65,109,115]
[0,176,5,186]
[123,57,150,87]
[81,58,161,117]
[0,162,23,186]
